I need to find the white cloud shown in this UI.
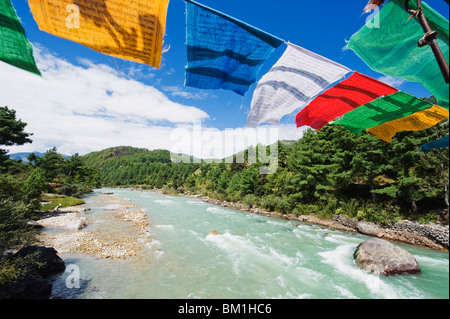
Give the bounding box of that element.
[162,85,216,100]
[377,76,406,89]
[1,45,305,158]
[0,45,209,155]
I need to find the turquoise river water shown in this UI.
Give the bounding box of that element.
[50,188,449,299]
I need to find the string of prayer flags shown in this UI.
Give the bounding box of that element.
[28,0,170,68]
[367,105,449,142]
[185,0,284,96]
[419,135,449,153]
[0,0,40,75]
[295,71,398,130]
[247,42,351,127]
[333,91,434,134]
[346,0,449,108]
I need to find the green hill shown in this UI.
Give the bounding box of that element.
[82,146,173,186]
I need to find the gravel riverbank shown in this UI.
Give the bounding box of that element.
[37,195,151,260]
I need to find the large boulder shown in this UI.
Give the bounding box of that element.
[2,246,66,299]
[15,246,66,278]
[354,238,421,276]
[2,275,53,299]
[356,221,381,237]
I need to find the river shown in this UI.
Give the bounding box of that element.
[49,188,449,299]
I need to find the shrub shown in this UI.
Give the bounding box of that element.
[262,196,277,211]
[0,259,21,291]
[225,192,241,203]
[292,203,319,216]
[276,197,291,214]
[0,252,44,298]
[341,198,360,218]
[176,186,186,194]
[359,204,402,225]
[57,184,78,196]
[242,194,256,208]
[0,198,36,253]
[314,199,338,219]
[23,168,47,199]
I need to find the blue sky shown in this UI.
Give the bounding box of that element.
[3,0,449,157]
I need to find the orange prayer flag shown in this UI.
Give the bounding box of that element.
[367,105,449,142]
[28,0,169,68]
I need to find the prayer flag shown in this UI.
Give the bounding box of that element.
[185,0,284,96]
[0,0,40,75]
[367,105,449,142]
[333,91,434,134]
[247,43,351,127]
[347,0,449,108]
[419,135,449,153]
[28,0,169,68]
[295,71,398,130]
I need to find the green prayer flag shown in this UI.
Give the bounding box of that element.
[347,0,449,108]
[333,91,434,134]
[0,0,41,75]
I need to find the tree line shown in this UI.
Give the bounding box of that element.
[83,120,449,226]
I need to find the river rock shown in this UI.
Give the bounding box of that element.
[103,204,123,211]
[14,246,66,278]
[2,246,66,299]
[1,274,53,299]
[59,206,88,213]
[63,217,88,230]
[354,238,421,276]
[356,221,381,237]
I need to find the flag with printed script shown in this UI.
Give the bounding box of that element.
[28,0,169,68]
[347,0,449,108]
[367,105,449,142]
[185,0,284,96]
[333,91,435,134]
[0,0,40,75]
[247,42,351,127]
[419,135,449,153]
[295,71,399,130]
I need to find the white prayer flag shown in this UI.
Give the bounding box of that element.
[247,43,351,127]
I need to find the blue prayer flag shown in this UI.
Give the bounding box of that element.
[185,0,284,96]
[419,135,449,153]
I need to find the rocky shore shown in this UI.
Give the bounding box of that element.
[37,195,151,260]
[184,193,449,252]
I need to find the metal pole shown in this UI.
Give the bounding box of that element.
[404,0,449,83]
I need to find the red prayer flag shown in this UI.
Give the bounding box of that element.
[295,72,399,130]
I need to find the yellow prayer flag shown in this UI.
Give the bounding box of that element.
[367,105,449,143]
[28,0,169,68]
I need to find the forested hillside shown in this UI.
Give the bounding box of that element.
[82,122,449,225]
